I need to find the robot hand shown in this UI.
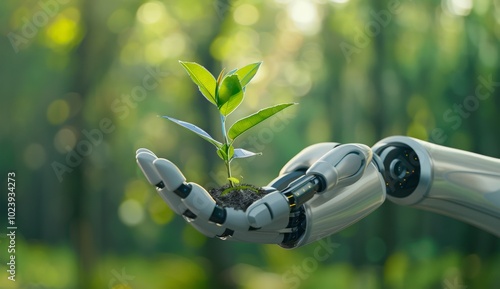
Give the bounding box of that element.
[136,143,386,248]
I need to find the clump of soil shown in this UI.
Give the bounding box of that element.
[209,184,269,211]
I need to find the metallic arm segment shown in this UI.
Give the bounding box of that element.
[373,136,500,237]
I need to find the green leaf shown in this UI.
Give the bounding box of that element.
[216,144,234,161]
[162,116,222,148]
[179,61,217,105]
[216,68,226,85]
[227,144,234,160]
[228,103,297,141]
[226,68,237,75]
[218,74,243,116]
[216,147,227,161]
[227,177,240,184]
[233,148,261,159]
[236,62,262,87]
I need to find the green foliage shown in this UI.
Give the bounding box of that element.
[235,62,261,87]
[217,74,243,116]
[164,61,297,187]
[161,116,222,148]
[178,62,217,105]
[228,103,296,141]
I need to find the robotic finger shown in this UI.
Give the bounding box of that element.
[266,143,386,248]
[136,152,186,215]
[246,143,375,228]
[278,142,341,175]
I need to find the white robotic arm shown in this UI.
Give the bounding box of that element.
[373,136,500,237]
[135,136,500,249]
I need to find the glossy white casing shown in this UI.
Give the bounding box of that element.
[373,136,500,237]
[297,162,386,247]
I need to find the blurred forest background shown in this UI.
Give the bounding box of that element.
[1,0,500,288]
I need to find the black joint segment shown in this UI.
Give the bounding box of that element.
[286,206,306,228]
[217,229,234,238]
[249,226,260,231]
[281,231,301,249]
[281,206,306,248]
[174,183,192,198]
[182,209,197,219]
[267,170,306,191]
[209,205,226,224]
[156,181,165,189]
[316,176,327,192]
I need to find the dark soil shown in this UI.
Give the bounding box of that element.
[208,183,269,211]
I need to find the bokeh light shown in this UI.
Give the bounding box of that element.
[44,8,82,50]
[54,127,77,153]
[47,99,70,125]
[136,1,166,24]
[445,0,473,16]
[233,4,260,26]
[119,199,145,226]
[286,0,321,34]
[23,143,47,169]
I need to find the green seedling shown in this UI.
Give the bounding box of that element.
[163,61,296,191]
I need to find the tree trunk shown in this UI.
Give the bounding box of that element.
[67,0,120,287]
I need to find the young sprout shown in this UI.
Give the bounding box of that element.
[163,61,296,189]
